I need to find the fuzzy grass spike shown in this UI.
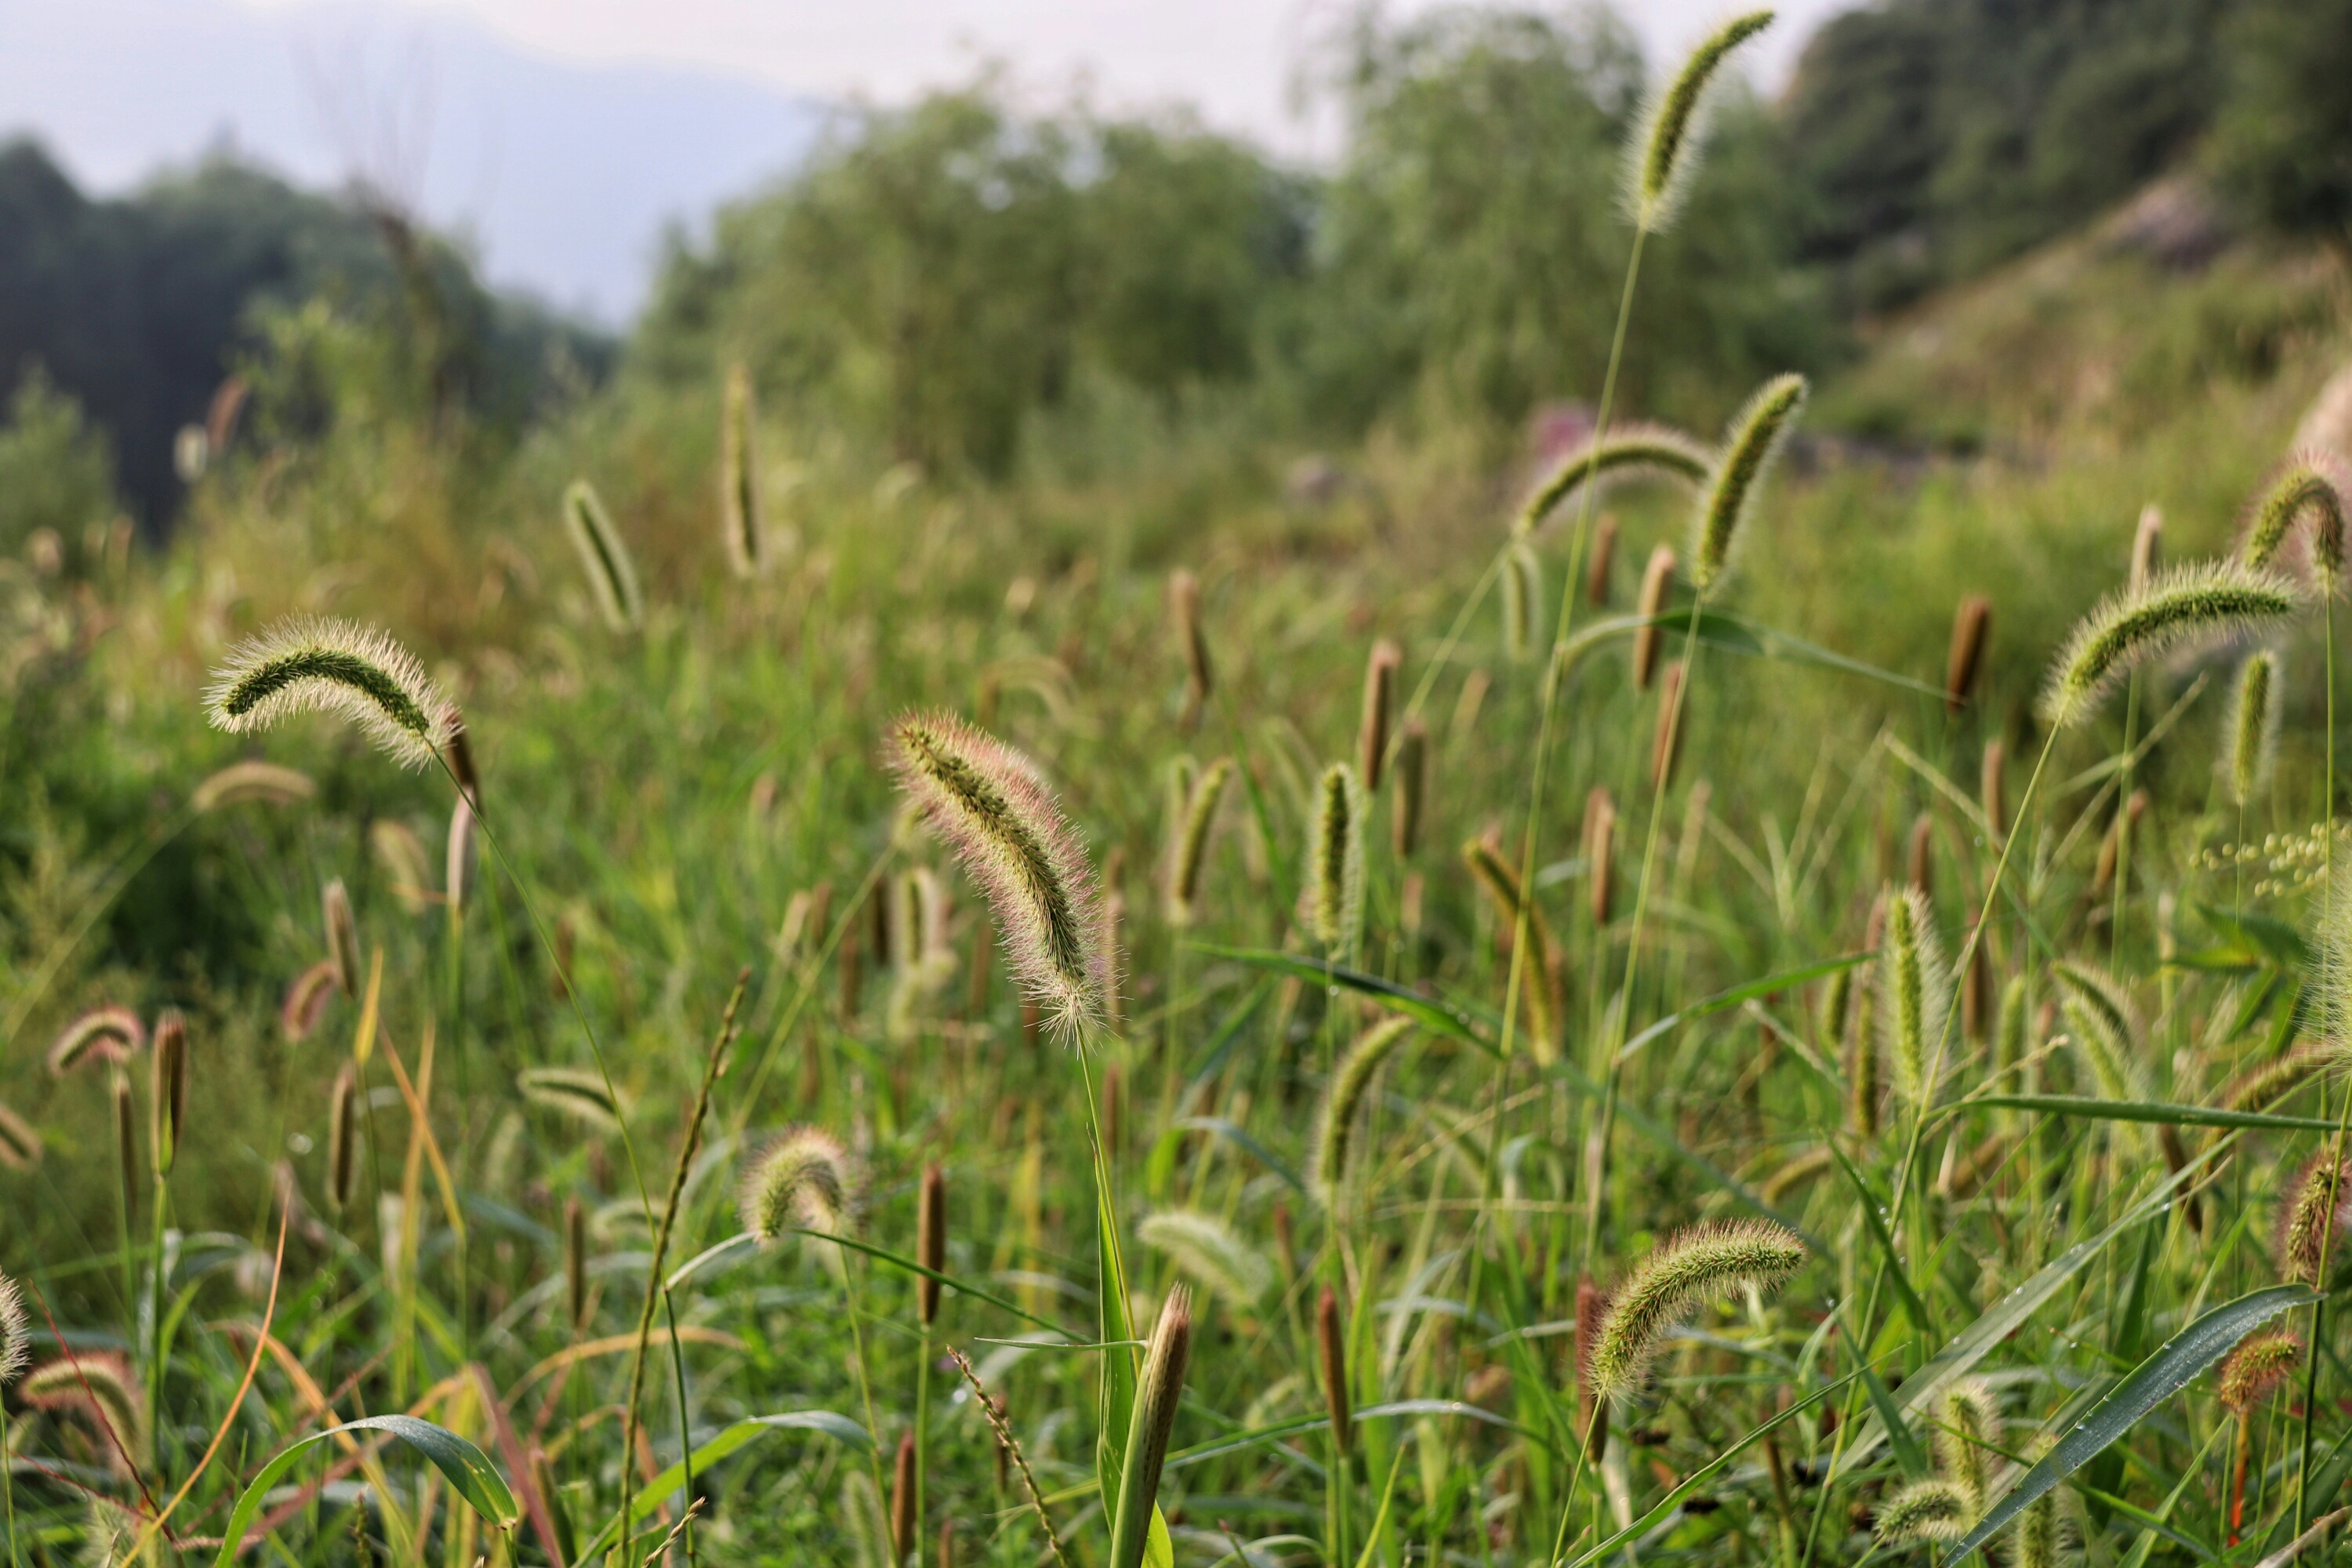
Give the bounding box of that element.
[47,1007,143,1076]
[2241,456,2347,584]
[518,1066,626,1132]
[2227,651,2281,805]
[1690,373,1806,592]
[1875,1479,1972,1544]
[1624,11,1776,234]
[1138,1210,1271,1308]
[2038,561,2304,729]
[1311,1016,1415,1207]
[720,362,763,577]
[1515,423,1711,536]
[205,617,459,769]
[564,478,644,630]
[1878,886,1951,1110]
[1108,1287,1192,1568]
[1309,763,1368,958]
[740,1127,858,1239]
[1584,1219,1804,1401]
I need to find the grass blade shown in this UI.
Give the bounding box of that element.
[210,1415,518,1566]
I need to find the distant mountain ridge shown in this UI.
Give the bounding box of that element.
[0,0,827,324]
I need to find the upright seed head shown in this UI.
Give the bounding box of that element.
[1166,757,1233,927]
[1960,924,1989,1044]
[1588,513,1619,605]
[1358,640,1401,793]
[1318,1285,1352,1457]
[2217,1327,2303,1414]
[2240,455,2347,587]
[564,1193,588,1328]
[1906,814,1934,901]
[322,879,360,998]
[1980,741,2006,841]
[1137,1210,1271,1307]
[0,1102,41,1171]
[20,1352,147,1476]
[446,797,479,911]
[2090,789,2149,898]
[1652,660,1687,788]
[111,1069,136,1221]
[2131,503,2163,592]
[2274,1141,2352,1287]
[2226,650,2281,806]
[2322,863,2352,1060]
[1817,966,1854,1056]
[2039,560,2305,730]
[281,960,339,1042]
[917,1160,947,1327]
[1311,1016,1415,1209]
[1945,595,1991,712]
[1309,764,1368,958]
[0,1272,24,1386]
[1515,426,1713,538]
[1875,1479,1973,1544]
[1624,11,1776,234]
[445,722,481,811]
[887,713,1106,1040]
[1634,545,1677,689]
[205,617,459,769]
[720,361,763,578]
[48,1007,144,1077]
[2016,1438,2058,1568]
[1171,569,1213,708]
[740,1126,858,1240]
[1878,886,1951,1111]
[1502,539,1543,660]
[1584,1221,1804,1402]
[1392,720,1429,859]
[1108,1287,1193,1568]
[151,1008,187,1176]
[2053,959,2143,1101]
[327,1062,357,1213]
[563,478,645,631]
[1937,1378,2001,1508]
[1690,373,1807,593]
[890,1431,917,1563]
[1584,787,1617,926]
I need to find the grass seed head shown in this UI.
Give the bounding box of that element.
[1516,424,1713,537]
[2240,454,2347,587]
[1938,1378,2001,1507]
[0,1102,40,1171]
[2274,1141,2352,1287]
[1875,1479,1973,1544]
[47,1007,143,1076]
[2217,1327,2303,1414]
[2039,561,2305,730]
[151,1008,187,1175]
[891,1431,917,1562]
[1319,1284,1352,1457]
[720,361,763,577]
[517,1066,626,1133]
[447,796,479,909]
[1981,742,2006,841]
[887,712,1106,1040]
[0,1272,24,1385]
[205,617,459,769]
[1691,373,1806,592]
[322,878,360,998]
[1359,639,1401,792]
[190,760,315,812]
[1945,595,1991,712]
[112,1069,136,1223]
[2016,1438,2059,1568]
[1584,1219,1806,1402]
[2218,1041,2331,1113]
[565,1194,588,1328]
[1392,720,1429,859]
[564,478,645,631]
[740,1126,858,1240]
[2132,503,2163,592]
[1588,512,1619,604]
[327,1062,358,1212]
[1171,569,1213,707]
[1309,763,1368,958]
[2053,959,2143,1102]
[1634,544,1677,688]
[1878,886,1951,1111]
[1652,659,1688,788]
[22,1352,148,1476]
[1138,1210,1271,1307]
[917,1160,947,1327]
[1502,539,1543,660]
[281,960,339,1042]
[1167,757,1233,927]
[1584,786,1617,925]
[2226,650,2281,806]
[1109,1286,1193,1568]
[1311,1016,1415,1209]
[1624,10,1775,233]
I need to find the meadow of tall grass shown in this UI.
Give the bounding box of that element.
[6,12,2352,1568]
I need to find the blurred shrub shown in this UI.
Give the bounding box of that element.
[0,372,116,557]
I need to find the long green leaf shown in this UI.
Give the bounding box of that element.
[211,1416,517,1567]
[1555,611,1944,698]
[573,1410,870,1562]
[1938,1284,2319,1566]
[1965,1096,2339,1134]
[1831,1145,1932,1343]
[792,1229,1078,1336]
[1614,951,1874,1066]
[1187,946,1497,1054]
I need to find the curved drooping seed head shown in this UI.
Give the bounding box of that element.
[2219,1041,2332,1114]
[0,1272,24,1385]
[1937,1378,2002,1506]
[21,1352,148,1475]
[739,1126,858,1240]
[720,362,763,577]
[1166,757,1234,927]
[190,760,316,813]
[1759,1145,1835,1206]
[887,713,1105,1039]
[1874,1479,1973,1544]
[327,1062,358,1213]
[48,1006,144,1076]
[1501,539,1543,660]
[322,878,360,998]
[1945,596,1991,713]
[0,1102,41,1171]
[2218,1326,2303,1414]
[517,1066,627,1133]
[1623,10,1776,234]
[1690,373,1807,593]
[2053,958,2143,1102]
[1311,1017,1416,1208]
[1634,544,1677,689]
[1514,423,1713,537]
[1138,1209,1272,1307]
[1309,764,1368,957]
[151,1008,188,1176]
[1583,1219,1805,1402]
[564,478,645,631]
[2038,561,2304,730]
[2274,1141,2352,1287]
[2131,504,2163,592]
[2225,651,2281,807]
[281,960,339,1043]
[205,617,459,770]
[1392,720,1429,859]
[1108,1287,1193,1568]
[1358,640,1401,792]
[2239,454,2347,586]
[1878,886,1951,1111]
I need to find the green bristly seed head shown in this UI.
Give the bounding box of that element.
[2054,959,2143,1103]
[21,1352,149,1475]
[2217,1327,2302,1414]
[1584,1219,1804,1402]
[1515,423,1712,537]
[1878,886,1950,1112]
[2241,457,2346,584]
[1503,539,1543,660]
[564,478,645,631]
[206,617,459,770]
[517,1066,627,1133]
[0,1272,26,1385]
[2275,1141,2350,1287]
[2039,561,2304,730]
[2219,1042,2330,1114]
[1626,11,1776,234]
[1167,757,1232,927]
[1138,1210,1271,1307]
[1938,1379,2000,1508]
[1875,1479,1973,1544]
[1312,1016,1416,1209]
[2227,650,2280,806]
[740,1126,857,1240]
[1310,763,1367,958]
[1691,374,1806,592]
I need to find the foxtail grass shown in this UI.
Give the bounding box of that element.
[1583,1220,1803,1402]
[1107,1287,1192,1568]
[1392,722,1428,858]
[1310,1016,1414,1210]
[1690,373,1806,593]
[1358,640,1400,791]
[47,1007,143,1076]
[1310,764,1368,960]
[1633,544,1675,689]
[205,617,459,769]
[1514,424,1711,537]
[1138,1210,1270,1308]
[2227,651,2282,806]
[2038,561,2304,729]
[564,477,645,631]
[720,362,763,577]
[1878,887,1951,1111]
[1623,11,1776,234]
[1945,596,1991,712]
